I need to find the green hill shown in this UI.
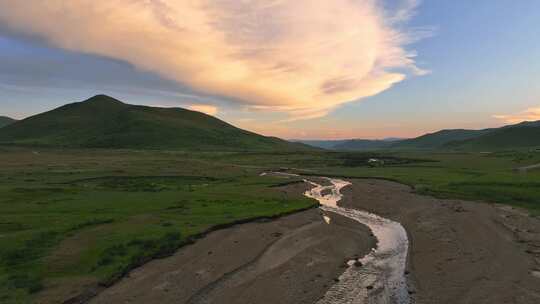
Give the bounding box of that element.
[0,116,16,128]
[391,129,492,149]
[447,123,540,150]
[389,121,540,151]
[0,95,312,151]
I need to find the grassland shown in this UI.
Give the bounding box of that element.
[331,151,540,214]
[0,148,314,303]
[208,149,540,214]
[2,147,540,303]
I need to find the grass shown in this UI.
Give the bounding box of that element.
[207,149,540,215]
[1,147,539,303]
[330,151,540,214]
[0,148,314,303]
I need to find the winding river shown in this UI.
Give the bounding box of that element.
[304,177,410,304]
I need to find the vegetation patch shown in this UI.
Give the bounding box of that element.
[2,231,60,267]
[3,148,540,303]
[0,148,316,303]
[71,175,217,192]
[68,218,115,232]
[338,153,433,167]
[95,231,185,286]
[6,274,43,294]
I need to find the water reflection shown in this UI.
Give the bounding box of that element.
[305,178,410,304]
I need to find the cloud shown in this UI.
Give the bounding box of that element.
[188,104,218,116]
[494,107,540,124]
[0,0,425,120]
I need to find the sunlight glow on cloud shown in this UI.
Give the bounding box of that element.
[0,0,424,120]
[188,104,218,116]
[494,107,540,124]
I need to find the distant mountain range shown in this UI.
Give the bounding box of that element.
[298,121,540,151]
[294,138,403,150]
[3,95,538,152]
[0,95,312,151]
[0,116,16,128]
[334,138,403,150]
[291,140,349,150]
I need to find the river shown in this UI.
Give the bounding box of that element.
[304,177,410,304]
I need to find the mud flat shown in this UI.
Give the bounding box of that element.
[340,179,540,304]
[89,181,375,304]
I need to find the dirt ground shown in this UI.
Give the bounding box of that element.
[341,179,540,304]
[88,182,375,304]
[87,178,540,304]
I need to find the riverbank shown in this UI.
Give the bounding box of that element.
[341,178,540,303]
[0,148,328,304]
[88,181,375,304]
[88,176,540,304]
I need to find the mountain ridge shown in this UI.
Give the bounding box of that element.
[445,122,540,150]
[297,121,540,151]
[0,95,312,151]
[296,138,404,150]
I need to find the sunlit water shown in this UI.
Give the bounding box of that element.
[304,178,410,304]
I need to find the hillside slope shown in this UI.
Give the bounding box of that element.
[0,116,16,128]
[448,123,540,150]
[391,129,492,149]
[0,95,311,151]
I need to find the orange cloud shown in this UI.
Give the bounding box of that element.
[0,0,425,120]
[494,107,540,124]
[188,104,218,116]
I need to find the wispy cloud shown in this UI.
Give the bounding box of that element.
[387,0,421,23]
[0,0,426,120]
[494,107,540,124]
[188,104,218,116]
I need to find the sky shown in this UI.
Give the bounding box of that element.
[0,0,539,140]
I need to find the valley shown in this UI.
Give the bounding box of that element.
[1,97,540,304]
[2,2,539,303]
[1,147,540,303]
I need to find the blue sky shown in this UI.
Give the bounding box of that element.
[328,1,540,138]
[0,1,539,139]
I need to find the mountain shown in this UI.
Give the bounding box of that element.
[0,116,16,128]
[334,138,403,151]
[390,120,540,151]
[447,122,540,150]
[509,120,540,128]
[293,140,349,149]
[296,138,403,150]
[0,95,312,151]
[391,129,492,149]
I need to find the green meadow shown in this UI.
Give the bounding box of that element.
[211,149,540,214]
[1,147,540,303]
[0,148,314,303]
[325,151,540,213]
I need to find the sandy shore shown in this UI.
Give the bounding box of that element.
[341,179,540,304]
[88,182,375,304]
